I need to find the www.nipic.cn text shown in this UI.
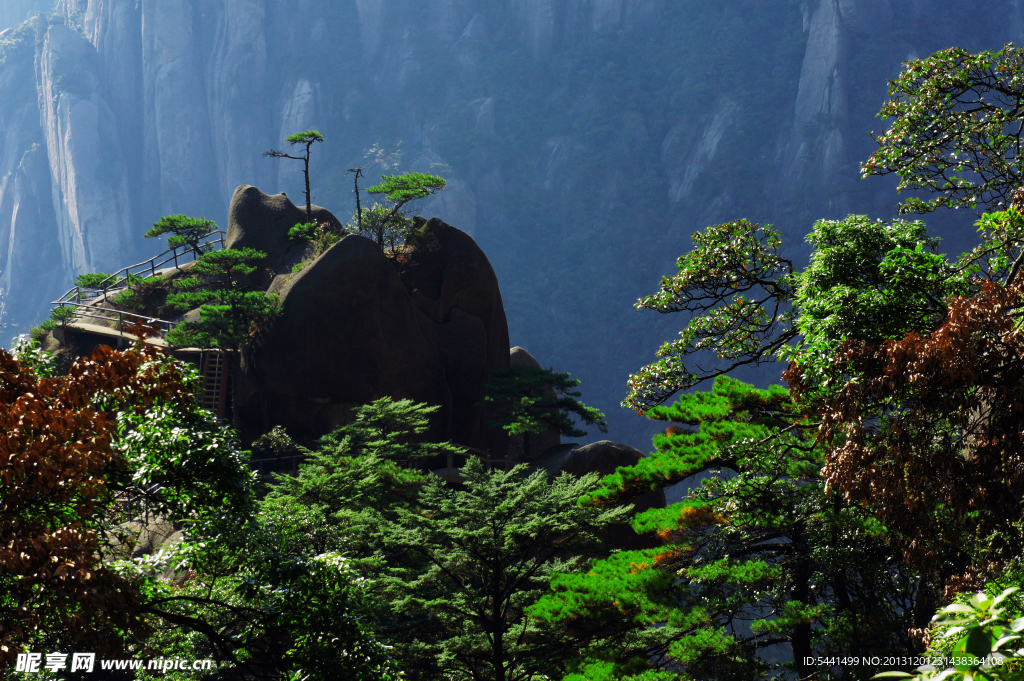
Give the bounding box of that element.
[15,653,215,673]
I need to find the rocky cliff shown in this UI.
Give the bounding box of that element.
[2,0,1021,448]
[225,185,511,456]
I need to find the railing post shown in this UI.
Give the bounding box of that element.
[118,311,123,335]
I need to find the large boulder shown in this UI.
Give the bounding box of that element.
[232,207,509,457]
[236,233,451,443]
[399,217,511,455]
[531,440,666,550]
[226,184,343,289]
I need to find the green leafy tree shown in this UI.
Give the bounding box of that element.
[378,456,632,681]
[863,43,1024,214]
[74,272,114,291]
[2,342,398,680]
[622,214,1005,412]
[0,334,232,667]
[351,202,415,256]
[783,214,975,405]
[481,365,608,459]
[621,219,797,412]
[9,335,57,379]
[364,172,445,252]
[288,220,346,257]
[534,376,919,681]
[876,586,1024,680]
[259,397,462,563]
[265,130,325,223]
[165,248,280,351]
[49,304,76,329]
[130,516,401,681]
[253,399,467,676]
[145,215,218,259]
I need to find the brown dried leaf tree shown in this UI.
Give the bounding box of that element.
[788,280,1024,575]
[0,326,194,666]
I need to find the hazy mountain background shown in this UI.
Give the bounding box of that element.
[0,0,1019,450]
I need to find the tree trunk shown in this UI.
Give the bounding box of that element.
[353,171,362,233]
[791,542,813,679]
[492,572,505,681]
[303,154,312,224]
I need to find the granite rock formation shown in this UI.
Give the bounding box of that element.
[231,186,509,455]
[226,184,343,289]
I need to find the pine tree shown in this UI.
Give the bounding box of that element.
[532,377,919,680]
[480,365,607,459]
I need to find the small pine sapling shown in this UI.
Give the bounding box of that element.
[364,172,445,253]
[145,215,217,261]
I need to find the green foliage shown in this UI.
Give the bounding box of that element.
[379,456,632,681]
[145,215,217,255]
[112,289,141,312]
[316,396,463,466]
[288,220,346,256]
[252,425,304,460]
[875,587,1024,680]
[784,215,972,404]
[49,304,76,328]
[74,272,114,290]
[863,43,1024,214]
[29,320,56,342]
[132,539,402,681]
[265,130,325,223]
[262,398,456,542]
[350,202,415,256]
[165,290,280,350]
[165,248,279,351]
[363,173,445,253]
[83,359,400,680]
[622,219,797,412]
[481,365,607,458]
[538,376,918,680]
[111,404,256,529]
[367,172,446,205]
[10,335,57,379]
[288,221,317,241]
[285,130,325,146]
[626,211,1023,413]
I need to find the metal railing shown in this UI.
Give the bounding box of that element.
[49,231,227,342]
[53,231,226,309]
[49,303,177,341]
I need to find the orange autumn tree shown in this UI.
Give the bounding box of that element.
[0,327,197,664]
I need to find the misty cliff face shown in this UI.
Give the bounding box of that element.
[1,0,1022,447]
